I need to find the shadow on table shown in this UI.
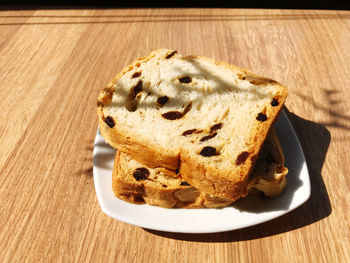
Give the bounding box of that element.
[145,109,332,242]
[76,130,114,176]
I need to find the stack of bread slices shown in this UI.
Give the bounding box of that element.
[97,49,288,208]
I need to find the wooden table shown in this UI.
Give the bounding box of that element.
[1,7,349,263]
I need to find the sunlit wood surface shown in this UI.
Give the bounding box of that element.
[0,7,349,263]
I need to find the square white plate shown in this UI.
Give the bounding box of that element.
[93,110,310,233]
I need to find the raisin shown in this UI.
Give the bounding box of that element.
[104,116,115,128]
[256,113,267,122]
[129,104,138,112]
[162,185,168,188]
[130,80,143,100]
[183,102,192,115]
[182,129,197,136]
[133,167,150,181]
[210,123,223,133]
[162,102,191,120]
[166,50,177,59]
[180,181,190,186]
[162,111,183,120]
[200,146,217,157]
[132,72,141,78]
[200,133,217,142]
[157,96,169,106]
[179,76,192,83]
[271,99,279,107]
[236,151,249,165]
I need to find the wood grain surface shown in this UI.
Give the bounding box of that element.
[0,7,349,263]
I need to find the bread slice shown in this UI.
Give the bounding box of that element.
[112,129,288,208]
[112,151,233,208]
[98,49,287,201]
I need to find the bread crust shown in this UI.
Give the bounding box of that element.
[98,49,288,201]
[99,118,179,170]
[179,152,249,201]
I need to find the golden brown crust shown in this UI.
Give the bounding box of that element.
[99,118,179,170]
[179,151,249,201]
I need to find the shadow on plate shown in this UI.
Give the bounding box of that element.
[233,110,305,213]
[145,109,332,242]
[92,129,116,170]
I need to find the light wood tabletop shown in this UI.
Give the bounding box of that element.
[1,7,349,263]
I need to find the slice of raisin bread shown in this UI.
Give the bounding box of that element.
[98,49,287,201]
[113,129,288,208]
[112,150,233,208]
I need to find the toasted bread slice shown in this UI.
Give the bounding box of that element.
[112,129,288,208]
[98,49,287,200]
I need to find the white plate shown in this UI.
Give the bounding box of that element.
[93,110,310,233]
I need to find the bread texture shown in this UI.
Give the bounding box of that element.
[98,49,287,201]
[112,129,288,208]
